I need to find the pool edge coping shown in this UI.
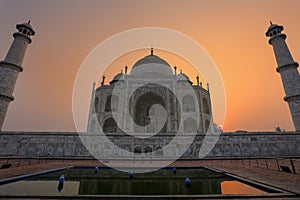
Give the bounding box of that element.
[0,166,73,186]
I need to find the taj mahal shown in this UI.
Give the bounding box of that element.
[87,48,213,136]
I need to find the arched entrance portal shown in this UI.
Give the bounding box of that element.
[134,92,167,133]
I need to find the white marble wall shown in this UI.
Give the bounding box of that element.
[0,132,299,158]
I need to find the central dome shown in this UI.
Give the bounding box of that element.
[132,54,171,68]
[130,49,173,75]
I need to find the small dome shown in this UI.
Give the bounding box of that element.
[109,72,124,84]
[265,22,283,37]
[16,21,35,35]
[177,73,190,81]
[177,72,193,85]
[268,23,279,30]
[113,73,123,81]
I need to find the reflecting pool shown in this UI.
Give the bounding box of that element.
[0,167,276,196]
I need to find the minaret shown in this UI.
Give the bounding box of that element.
[266,22,300,131]
[0,21,35,130]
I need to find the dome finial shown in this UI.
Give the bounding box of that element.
[101,75,106,86]
[270,21,273,25]
[28,20,31,24]
[196,75,199,86]
[150,47,153,55]
[125,65,128,74]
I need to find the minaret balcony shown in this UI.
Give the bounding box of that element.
[276,62,299,73]
[0,61,23,72]
[268,33,286,45]
[13,32,32,44]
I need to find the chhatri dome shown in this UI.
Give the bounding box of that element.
[16,20,35,36]
[177,70,193,84]
[110,71,124,84]
[265,21,283,37]
[130,48,173,75]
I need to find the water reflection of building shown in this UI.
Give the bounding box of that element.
[34,168,227,195]
[78,178,224,195]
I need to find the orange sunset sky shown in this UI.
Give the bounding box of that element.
[0,0,299,132]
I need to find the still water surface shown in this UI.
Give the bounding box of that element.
[0,167,268,196]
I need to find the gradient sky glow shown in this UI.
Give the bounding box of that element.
[0,0,300,132]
